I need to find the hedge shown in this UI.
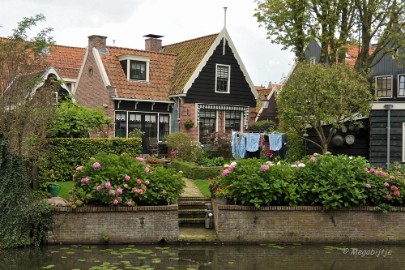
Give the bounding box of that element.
[39,138,141,184]
[171,159,222,179]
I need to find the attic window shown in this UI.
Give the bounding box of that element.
[375,75,392,98]
[215,64,230,93]
[119,55,150,82]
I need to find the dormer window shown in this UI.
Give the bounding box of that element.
[119,55,150,82]
[215,64,230,93]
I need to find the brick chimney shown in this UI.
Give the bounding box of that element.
[144,34,163,52]
[88,35,107,50]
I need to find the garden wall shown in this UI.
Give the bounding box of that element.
[212,200,405,243]
[47,205,178,244]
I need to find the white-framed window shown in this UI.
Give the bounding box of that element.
[224,111,242,133]
[215,64,230,93]
[398,74,405,97]
[375,75,393,98]
[119,55,150,82]
[309,57,316,65]
[403,122,405,162]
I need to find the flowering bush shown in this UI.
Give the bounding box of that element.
[71,153,185,207]
[210,154,405,210]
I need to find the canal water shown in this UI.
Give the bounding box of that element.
[1,243,404,270]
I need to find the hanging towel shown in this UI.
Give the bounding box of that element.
[246,133,260,152]
[238,134,246,158]
[269,133,283,151]
[232,131,239,159]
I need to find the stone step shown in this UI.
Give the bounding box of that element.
[178,197,211,201]
[179,217,206,228]
[179,209,206,219]
[178,200,212,209]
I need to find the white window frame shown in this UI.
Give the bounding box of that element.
[403,122,405,162]
[309,57,316,65]
[398,74,405,97]
[215,64,231,94]
[119,55,150,82]
[375,75,393,98]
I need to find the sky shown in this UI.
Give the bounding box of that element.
[0,0,295,86]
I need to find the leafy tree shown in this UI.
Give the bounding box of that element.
[277,63,373,153]
[0,14,55,157]
[47,99,112,138]
[254,0,405,72]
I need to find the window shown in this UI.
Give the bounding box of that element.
[215,64,230,93]
[225,111,241,133]
[115,112,127,137]
[119,55,150,82]
[375,76,392,98]
[199,110,217,143]
[399,75,405,97]
[144,114,157,138]
[128,113,141,135]
[159,114,170,141]
[309,57,316,65]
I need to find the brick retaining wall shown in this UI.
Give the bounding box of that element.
[47,205,178,244]
[212,200,405,243]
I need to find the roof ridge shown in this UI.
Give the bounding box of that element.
[106,46,176,56]
[163,33,219,48]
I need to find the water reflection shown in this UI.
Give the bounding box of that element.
[1,243,405,269]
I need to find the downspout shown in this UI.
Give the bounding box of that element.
[384,104,394,169]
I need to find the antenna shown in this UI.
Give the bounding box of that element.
[113,39,116,46]
[223,7,228,29]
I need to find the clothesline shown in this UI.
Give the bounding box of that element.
[231,131,288,160]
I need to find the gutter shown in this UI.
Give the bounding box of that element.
[384,104,394,169]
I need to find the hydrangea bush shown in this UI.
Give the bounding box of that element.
[71,153,185,207]
[210,153,405,210]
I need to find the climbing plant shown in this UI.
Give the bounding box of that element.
[0,134,53,249]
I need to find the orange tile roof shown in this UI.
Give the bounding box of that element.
[163,33,218,95]
[43,45,85,79]
[101,47,177,101]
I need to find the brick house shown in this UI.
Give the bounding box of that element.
[74,27,258,153]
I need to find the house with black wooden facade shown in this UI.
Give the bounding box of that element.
[73,27,258,154]
[286,38,405,167]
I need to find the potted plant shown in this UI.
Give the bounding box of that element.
[184,119,194,129]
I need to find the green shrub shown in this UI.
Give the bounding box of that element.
[171,159,222,179]
[211,153,405,210]
[39,138,142,184]
[71,153,185,207]
[165,132,203,162]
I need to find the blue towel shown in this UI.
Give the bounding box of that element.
[246,133,260,152]
[238,134,246,158]
[269,133,283,151]
[232,131,239,159]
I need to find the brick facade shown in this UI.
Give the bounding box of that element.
[213,201,405,243]
[47,205,178,244]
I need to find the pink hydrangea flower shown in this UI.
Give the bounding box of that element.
[136,179,142,185]
[386,194,393,201]
[222,169,230,176]
[105,182,111,189]
[76,166,84,171]
[113,199,119,205]
[92,162,101,169]
[109,189,116,196]
[390,175,395,180]
[309,156,317,163]
[123,184,128,188]
[365,183,371,189]
[96,185,102,192]
[384,182,390,187]
[117,188,123,195]
[260,165,269,172]
[390,185,399,191]
[72,174,77,179]
[81,177,89,184]
[369,168,376,173]
[127,201,132,206]
[145,166,150,173]
[363,168,369,172]
[393,190,401,197]
[124,175,131,181]
[145,180,150,185]
[136,157,145,163]
[228,164,236,171]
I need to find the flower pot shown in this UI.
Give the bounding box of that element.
[215,197,227,205]
[47,183,61,197]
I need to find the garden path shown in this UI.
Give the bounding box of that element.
[180,178,204,197]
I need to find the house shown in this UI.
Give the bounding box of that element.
[74,27,258,153]
[255,83,282,125]
[277,37,405,166]
[369,46,405,168]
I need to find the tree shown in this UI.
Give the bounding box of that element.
[0,14,55,157]
[277,63,373,153]
[47,99,112,138]
[254,0,405,72]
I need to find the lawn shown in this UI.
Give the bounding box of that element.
[193,179,211,197]
[57,181,74,198]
